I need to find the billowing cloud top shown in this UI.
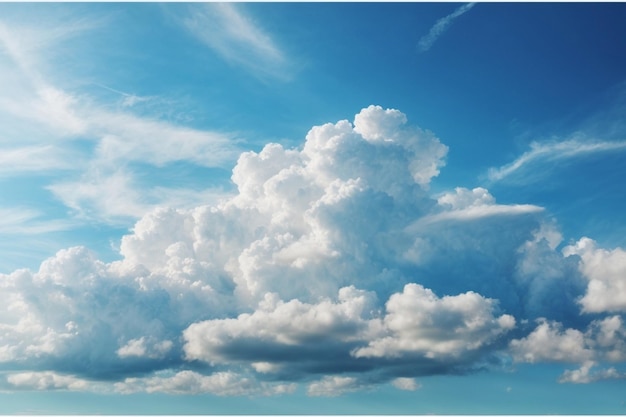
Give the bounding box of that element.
[1,105,625,396]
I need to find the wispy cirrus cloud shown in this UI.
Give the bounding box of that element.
[418,2,475,53]
[0,15,107,85]
[181,3,291,80]
[0,207,74,235]
[0,12,241,225]
[0,145,83,176]
[407,187,544,230]
[487,138,626,182]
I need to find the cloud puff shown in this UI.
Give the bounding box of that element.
[559,361,625,384]
[307,375,362,397]
[509,319,593,364]
[391,377,421,391]
[352,284,515,359]
[117,337,173,360]
[182,286,379,368]
[509,315,626,383]
[563,237,626,313]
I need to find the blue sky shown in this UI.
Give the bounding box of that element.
[1,2,626,414]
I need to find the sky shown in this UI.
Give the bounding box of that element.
[1,1,626,414]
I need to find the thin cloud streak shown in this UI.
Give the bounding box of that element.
[0,207,75,234]
[182,3,291,80]
[418,2,475,53]
[408,203,544,231]
[488,139,626,182]
[0,145,83,175]
[0,17,106,86]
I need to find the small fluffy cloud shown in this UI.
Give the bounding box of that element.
[558,361,625,384]
[509,319,592,364]
[353,284,515,359]
[7,371,91,391]
[391,377,421,391]
[510,315,626,382]
[307,375,362,397]
[563,237,626,313]
[117,337,173,360]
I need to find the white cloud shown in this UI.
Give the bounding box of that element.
[391,377,421,391]
[0,15,241,225]
[419,203,543,225]
[307,375,361,397]
[437,187,495,210]
[183,286,379,365]
[115,370,296,396]
[0,245,224,377]
[0,207,74,235]
[0,146,82,176]
[418,3,475,53]
[409,187,543,229]
[0,101,622,393]
[509,319,592,364]
[47,168,149,222]
[487,138,626,183]
[558,361,625,384]
[6,371,92,391]
[182,283,515,383]
[0,104,551,390]
[353,283,515,359]
[563,237,626,313]
[352,105,448,188]
[0,16,104,83]
[93,83,154,108]
[509,315,626,379]
[89,111,238,168]
[512,221,586,325]
[182,3,290,80]
[117,337,173,359]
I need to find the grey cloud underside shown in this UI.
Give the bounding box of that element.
[0,105,624,395]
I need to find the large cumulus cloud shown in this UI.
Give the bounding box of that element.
[1,105,625,395]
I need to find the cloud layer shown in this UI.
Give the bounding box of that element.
[1,105,625,396]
